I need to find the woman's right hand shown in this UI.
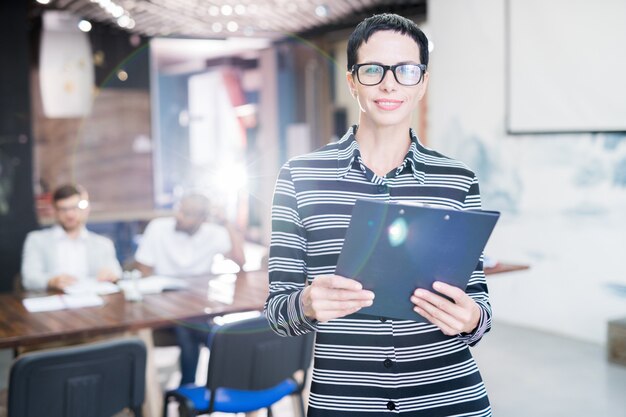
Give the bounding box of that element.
[301,275,375,322]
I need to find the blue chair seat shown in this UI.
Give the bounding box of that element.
[169,378,298,413]
[163,315,314,417]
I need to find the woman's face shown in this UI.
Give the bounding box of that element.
[347,30,429,130]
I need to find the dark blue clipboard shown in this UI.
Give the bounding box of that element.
[335,199,500,322]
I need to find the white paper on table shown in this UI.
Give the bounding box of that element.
[22,295,66,312]
[118,276,189,295]
[22,294,104,312]
[62,294,104,308]
[64,281,120,295]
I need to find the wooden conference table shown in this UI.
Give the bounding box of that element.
[0,263,527,350]
[0,264,526,415]
[0,271,270,417]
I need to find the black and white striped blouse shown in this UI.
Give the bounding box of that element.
[265,126,492,416]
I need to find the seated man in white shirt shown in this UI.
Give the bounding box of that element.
[21,184,122,291]
[134,192,245,385]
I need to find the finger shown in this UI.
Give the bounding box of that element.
[412,305,458,336]
[316,300,374,322]
[411,293,464,332]
[313,274,364,291]
[412,288,462,316]
[312,298,373,313]
[432,281,468,304]
[56,279,71,290]
[316,307,362,322]
[309,285,374,302]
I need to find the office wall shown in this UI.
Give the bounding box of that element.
[427,0,626,344]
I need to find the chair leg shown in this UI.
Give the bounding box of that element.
[132,406,143,417]
[162,395,170,417]
[296,393,306,417]
[267,406,273,417]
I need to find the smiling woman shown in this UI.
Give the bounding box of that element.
[266,13,493,417]
[346,29,429,168]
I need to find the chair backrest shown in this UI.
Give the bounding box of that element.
[8,338,146,417]
[206,315,314,392]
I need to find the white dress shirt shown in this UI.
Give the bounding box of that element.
[54,226,89,279]
[134,217,231,276]
[21,225,123,291]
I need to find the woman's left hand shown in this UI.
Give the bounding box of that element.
[410,281,481,336]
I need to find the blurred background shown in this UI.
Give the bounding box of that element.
[1,0,626,414]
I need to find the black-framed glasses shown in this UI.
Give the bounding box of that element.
[352,63,427,86]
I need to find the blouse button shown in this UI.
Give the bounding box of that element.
[386,401,396,411]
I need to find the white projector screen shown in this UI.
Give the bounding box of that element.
[507,0,626,133]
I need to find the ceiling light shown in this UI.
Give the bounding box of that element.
[78,20,92,32]
[36,0,51,4]
[117,70,128,81]
[212,22,223,32]
[93,0,134,31]
[234,4,246,15]
[227,21,239,32]
[117,14,130,28]
[315,4,329,17]
[208,5,219,16]
[221,5,233,16]
[111,5,124,18]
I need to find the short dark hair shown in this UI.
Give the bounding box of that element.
[52,184,84,203]
[178,193,211,216]
[347,13,429,71]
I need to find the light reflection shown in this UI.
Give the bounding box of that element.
[388,217,408,247]
[208,274,236,304]
[213,310,261,325]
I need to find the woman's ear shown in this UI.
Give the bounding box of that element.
[346,71,357,98]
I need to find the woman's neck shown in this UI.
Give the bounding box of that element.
[355,123,411,177]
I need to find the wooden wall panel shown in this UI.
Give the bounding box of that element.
[32,70,154,221]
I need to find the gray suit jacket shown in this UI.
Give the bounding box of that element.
[21,226,123,291]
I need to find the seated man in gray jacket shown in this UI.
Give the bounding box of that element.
[21,184,122,291]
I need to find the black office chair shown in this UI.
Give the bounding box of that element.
[8,338,146,417]
[163,315,314,417]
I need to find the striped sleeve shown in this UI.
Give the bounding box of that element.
[457,174,492,346]
[264,162,318,336]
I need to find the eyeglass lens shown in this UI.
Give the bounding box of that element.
[356,64,423,86]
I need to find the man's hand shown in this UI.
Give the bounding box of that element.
[47,274,77,291]
[97,268,119,282]
[410,281,480,336]
[301,275,375,322]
